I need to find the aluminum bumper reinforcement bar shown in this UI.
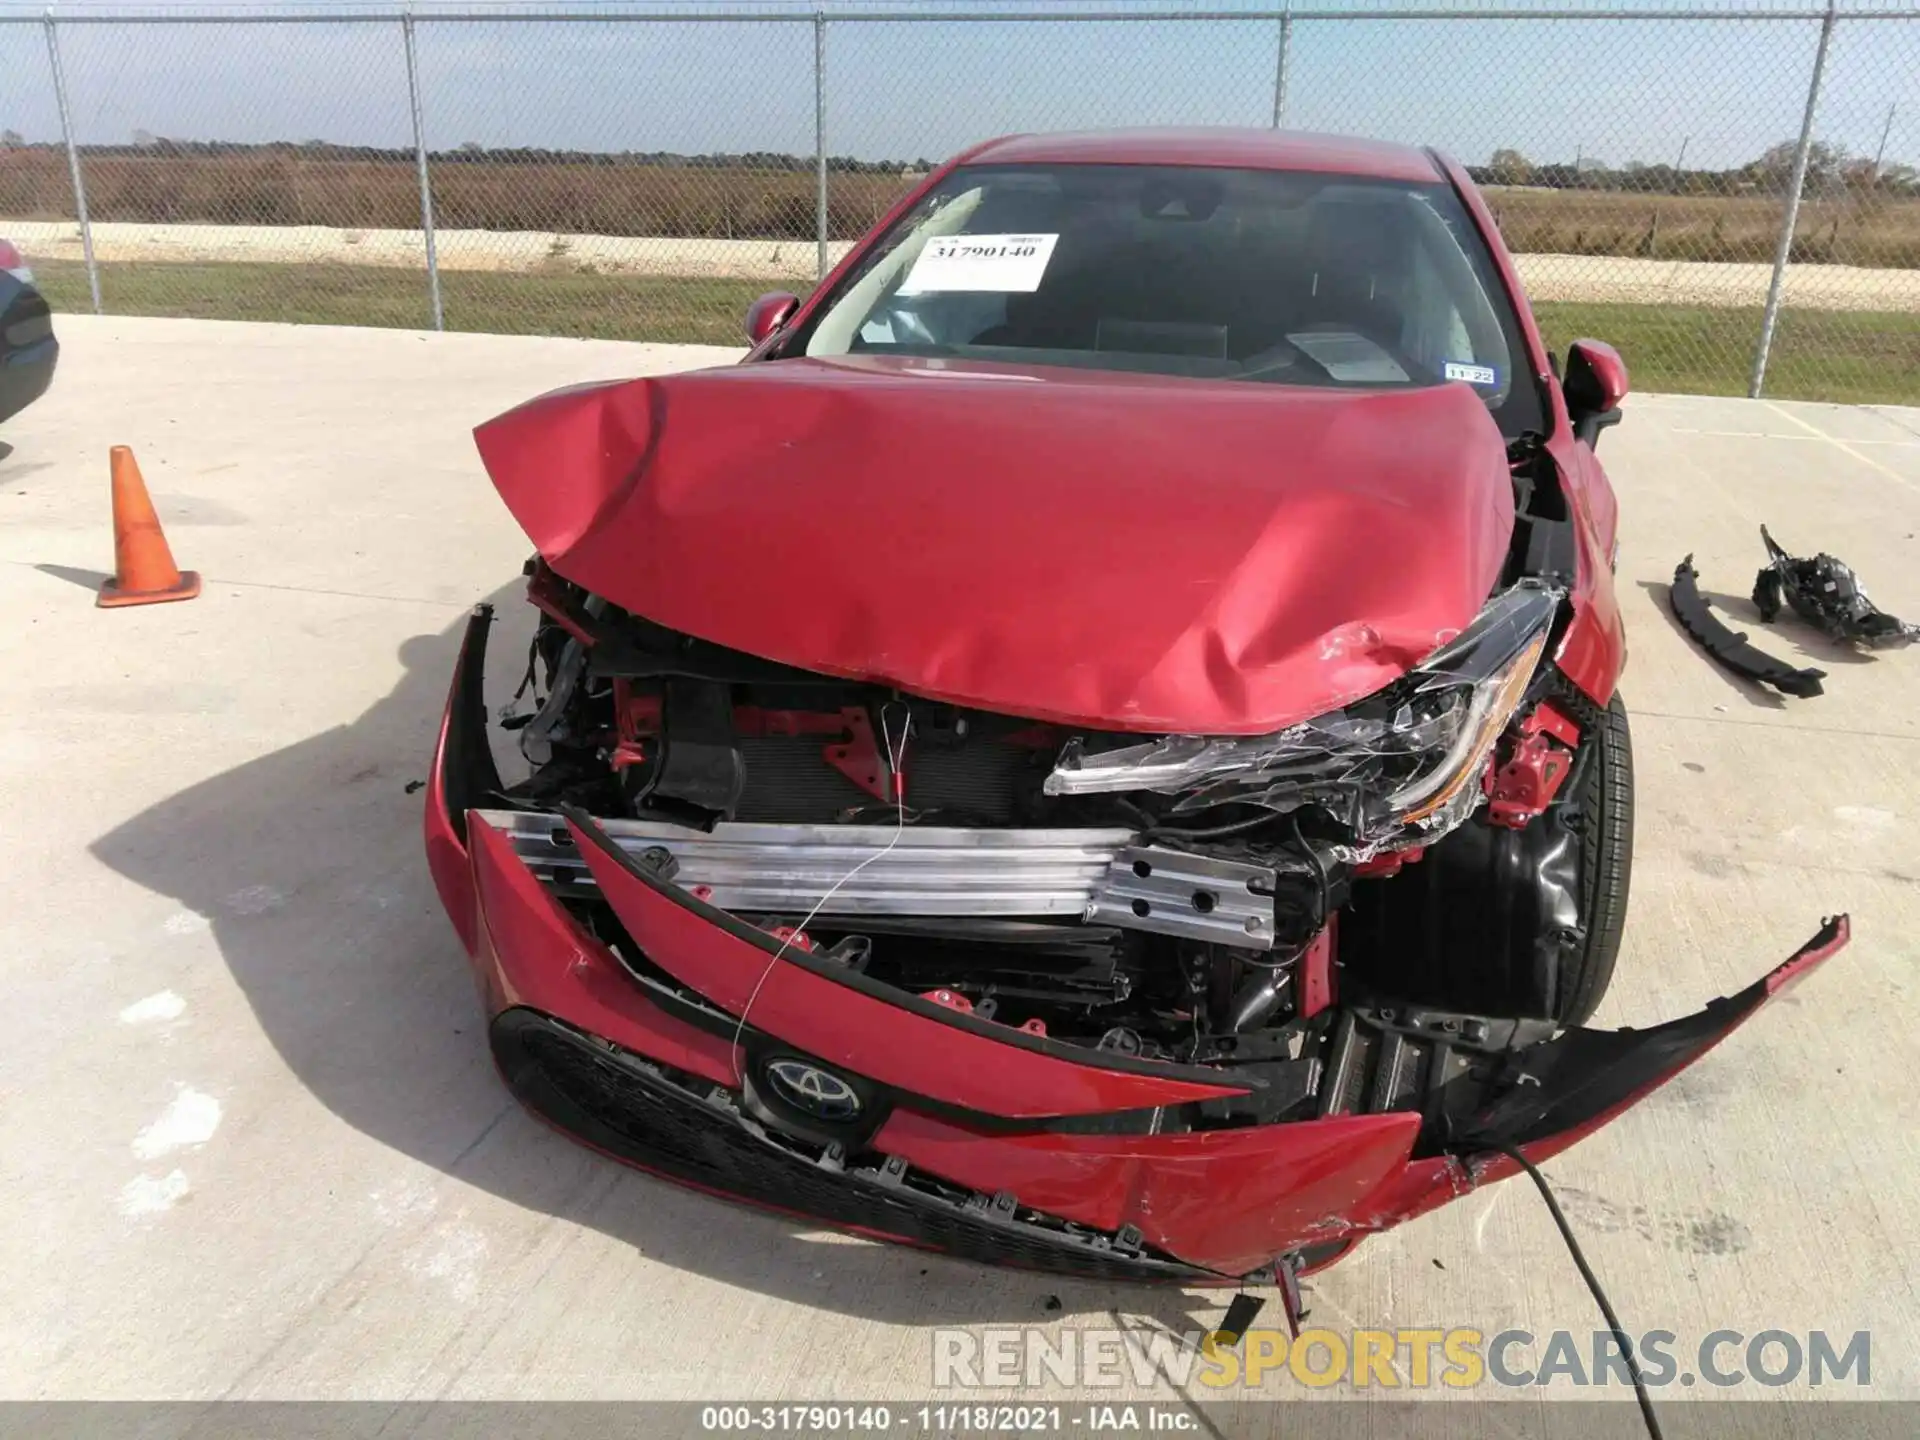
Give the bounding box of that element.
[473,809,1280,949]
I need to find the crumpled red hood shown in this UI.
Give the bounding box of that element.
[473,355,1514,735]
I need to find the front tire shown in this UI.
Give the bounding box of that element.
[1338,691,1634,1025]
[1555,692,1634,1024]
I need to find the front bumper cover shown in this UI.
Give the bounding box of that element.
[426,604,1847,1280]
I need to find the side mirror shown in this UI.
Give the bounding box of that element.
[1563,339,1629,449]
[745,291,799,347]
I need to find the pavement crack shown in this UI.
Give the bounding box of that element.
[6,557,475,609]
[1632,707,1920,743]
[443,1100,517,1175]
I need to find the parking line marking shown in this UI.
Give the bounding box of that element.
[1763,403,1920,495]
[1671,428,1919,446]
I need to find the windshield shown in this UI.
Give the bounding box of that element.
[794,163,1541,434]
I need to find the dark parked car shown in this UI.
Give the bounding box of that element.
[0,239,57,425]
[424,129,1845,1296]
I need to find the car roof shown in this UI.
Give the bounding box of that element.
[962,128,1445,184]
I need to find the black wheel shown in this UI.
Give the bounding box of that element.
[1337,691,1635,1025]
[1555,692,1634,1025]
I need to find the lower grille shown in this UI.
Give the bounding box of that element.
[492,1009,1206,1282]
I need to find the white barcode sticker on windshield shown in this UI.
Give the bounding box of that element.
[898,233,1059,294]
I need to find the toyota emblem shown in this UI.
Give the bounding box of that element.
[764,1058,862,1121]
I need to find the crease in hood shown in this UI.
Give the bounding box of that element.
[473,355,1515,735]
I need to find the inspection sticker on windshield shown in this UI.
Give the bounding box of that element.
[898,233,1059,294]
[1444,361,1500,386]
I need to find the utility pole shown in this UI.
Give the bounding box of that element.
[1750,0,1837,398]
[402,9,443,331]
[1270,0,1293,129]
[1871,103,1896,186]
[44,15,100,315]
[814,11,828,281]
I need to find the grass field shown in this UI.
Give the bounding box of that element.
[1,152,908,244]
[1483,187,1920,269]
[7,151,1920,266]
[1533,302,1920,404]
[34,258,1920,403]
[35,258,768,346]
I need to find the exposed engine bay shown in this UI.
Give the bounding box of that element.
[480,532,1614,1098]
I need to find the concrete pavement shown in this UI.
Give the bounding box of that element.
[1,316,1916,1428]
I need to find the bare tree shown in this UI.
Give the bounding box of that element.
[1749,138,1849,194]
[1487,148,1533,186]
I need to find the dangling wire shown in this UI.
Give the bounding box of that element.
[729,704,912,1084]
[1469,1139,1665,1440]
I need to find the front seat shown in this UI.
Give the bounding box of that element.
[1297,197,1414,350]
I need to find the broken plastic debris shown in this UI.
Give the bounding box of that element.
[1753,526,1919,649]
[1670,556,1825,699]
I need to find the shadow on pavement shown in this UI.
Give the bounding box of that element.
[1695,587,1877,668]
[35,562,113,592]
[89,581,1228,1335]
[0,436,63,484]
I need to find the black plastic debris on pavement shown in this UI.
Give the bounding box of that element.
[1754,525,1920,649]
[1670,556,1827,698]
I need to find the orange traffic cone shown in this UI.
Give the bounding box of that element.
[98,446,200,609]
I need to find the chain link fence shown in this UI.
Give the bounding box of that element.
[1,1,1916,400]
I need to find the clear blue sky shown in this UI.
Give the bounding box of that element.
[0,1,1913,172]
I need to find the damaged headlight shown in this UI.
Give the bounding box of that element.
[1045,582,1561,854]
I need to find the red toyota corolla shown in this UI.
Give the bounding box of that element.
[425,129,1843,1294]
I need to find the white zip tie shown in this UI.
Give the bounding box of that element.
[729,703,910,1085]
